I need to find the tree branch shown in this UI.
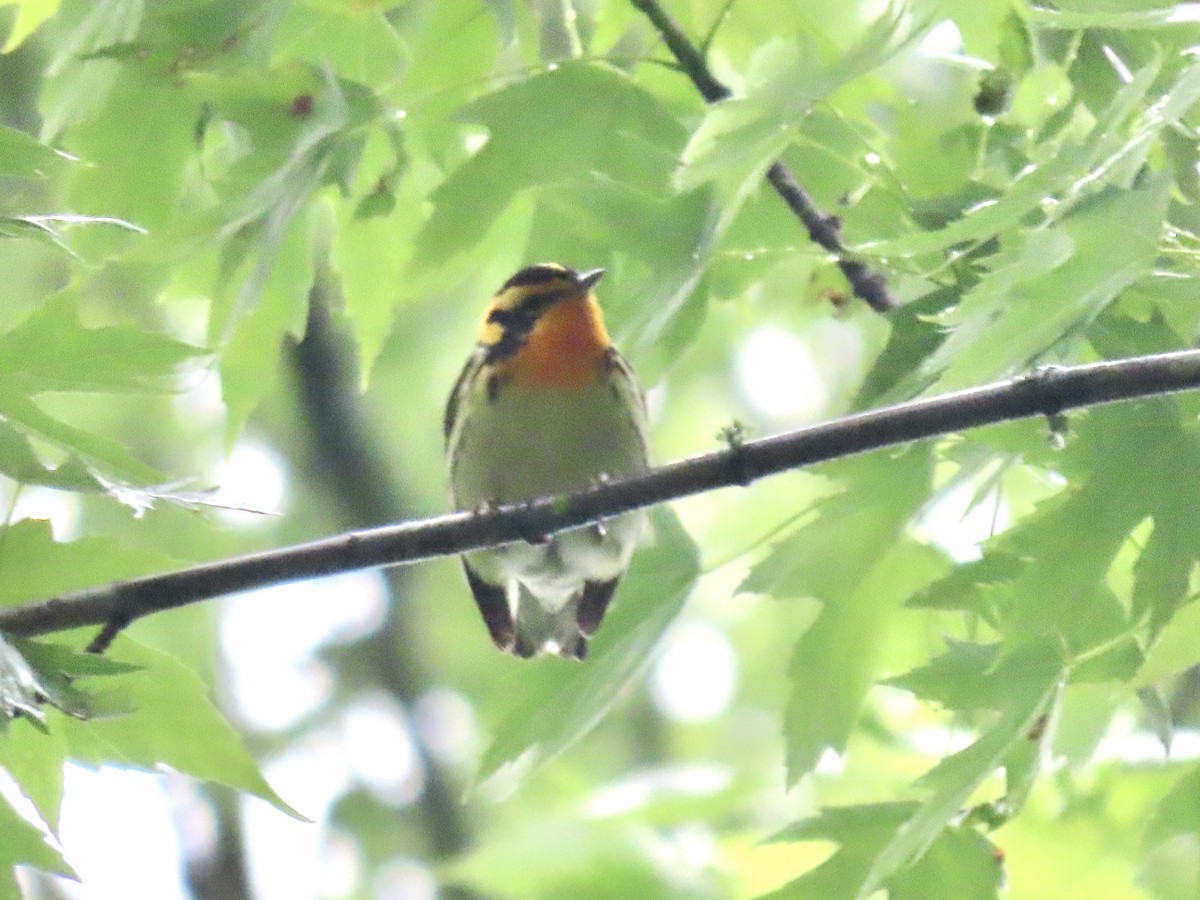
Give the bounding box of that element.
[0,350,1198,637]
[629,0,897,312]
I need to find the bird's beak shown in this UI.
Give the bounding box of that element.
[577,268,605,290]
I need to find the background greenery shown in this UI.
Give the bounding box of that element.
[2,0,1200,897]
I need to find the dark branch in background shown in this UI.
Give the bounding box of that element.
[629,0,896,312]
[186,795,252,900]
[2,349,1200,637]
[286,291,476,880]
[181,280,479,900]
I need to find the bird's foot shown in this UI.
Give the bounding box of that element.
[587,474,613,542]
[517,500,551,545]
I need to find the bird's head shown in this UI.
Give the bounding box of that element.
[478,264,610,375]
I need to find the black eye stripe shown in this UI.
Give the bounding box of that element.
[483,265,590,363]
[484,297,552,363]
[487,294,556,328]
[482,307,530,331]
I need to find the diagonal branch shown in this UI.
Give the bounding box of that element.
[629,0,895,312]
[2,349,1200,639]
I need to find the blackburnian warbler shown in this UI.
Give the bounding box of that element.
[444,263,650,659]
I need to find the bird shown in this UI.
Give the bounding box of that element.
[444,263,650,659]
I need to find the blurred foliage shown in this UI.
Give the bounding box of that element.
[0,0,1199,898]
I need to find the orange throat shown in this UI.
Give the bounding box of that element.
[503,297,612,391]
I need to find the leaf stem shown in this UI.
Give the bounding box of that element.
[628,0,897,311]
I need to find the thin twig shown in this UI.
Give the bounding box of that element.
[631,0,730,102]
[700,0,737,57]
[629,0,897,312]
[85,616,129,654]
[1,349,1199,639]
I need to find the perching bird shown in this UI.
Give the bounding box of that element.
[444,263,650,659]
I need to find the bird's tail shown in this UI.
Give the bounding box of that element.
[513,586,587,660]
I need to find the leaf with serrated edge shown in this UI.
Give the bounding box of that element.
[51,637,306,820]
[859,640,1063,897]
[477,508,698,792]
[0,793,75,897]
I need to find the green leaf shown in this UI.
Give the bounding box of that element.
[0,389,163,485]
[1146,763,1200,847]
[1130,458,1200,633]
[0,0,62,52]
[0,793,74,899]
[905,552,1022,613]
[771,799,917,846]
[924,176,1169,392]
[8,2,1200,895]
[741,446,941,781]
[861,56,1164,259]
[331,130,426,382]
[0,416,105,492]
[333,202,412,383]
[677,4,936,195]
[782,538,944,783]
[194,67,377,302]
[742,446,934,602]
[389,0,499,133]
[887,639,1008,711]
[219,204,315,442]
[16,638,140,679]
[998,403,1193,654]
[855,286,957,408]
[889,825,1004,900]
[766,802,918,899]
[1136,686,1174,755]
[477,507,699,790]
[0,294,205,396]
[274,1,404,89]
[0,717,66,834]
[0,638,139,834]
[1134,599,1200,689]
[583,184,720,379]
[0,124,68,180]
[861,641,1063,896]
[765,803,1002,900]
[0,633,61,729]
[446,814,706,899]
[65,63,199,233]
[1027,4,1200,29]
[0,634,136,730]
[0,214,144,259]
[913,403,1200,669]
[53,637,304,820]
[412,60,686,269]
[0,520,177,609]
